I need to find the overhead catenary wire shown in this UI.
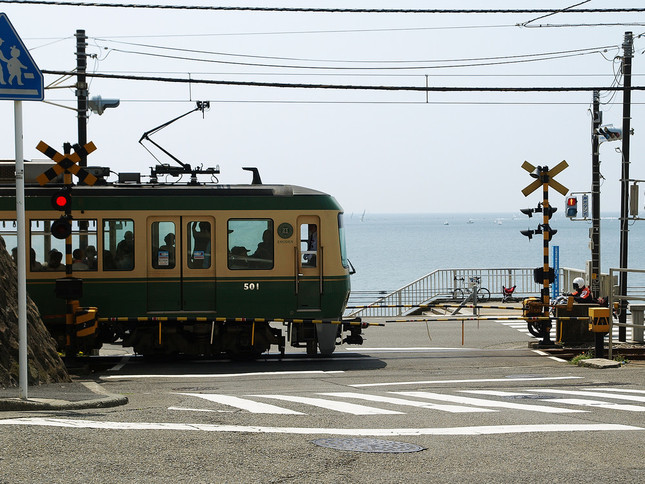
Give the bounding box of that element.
[1,1,644,14]
[93,37,621,66]
[39,69,645,93]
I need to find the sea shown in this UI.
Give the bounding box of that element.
[344,212,645,297]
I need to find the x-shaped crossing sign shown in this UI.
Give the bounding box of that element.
[521,160,569,197]
[35,141,98,187]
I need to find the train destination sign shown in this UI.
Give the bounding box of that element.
[0,13,43,101]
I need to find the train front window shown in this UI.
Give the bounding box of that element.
[188,221,211,269]
[30,219,98,272]
[338,213,349,269]
[103,219,134,271]
[227,219,274,270]
[300,223,318,268]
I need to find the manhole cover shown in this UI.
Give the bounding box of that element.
[312,438,425,453]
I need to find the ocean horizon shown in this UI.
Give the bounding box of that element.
[344,212,644,296]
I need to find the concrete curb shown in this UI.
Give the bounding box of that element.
[0,394,128,411]
[577,358,623,369]
[0,380,128,411]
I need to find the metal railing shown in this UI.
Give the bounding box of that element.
[347,267,612,318]
[608,267,645,358]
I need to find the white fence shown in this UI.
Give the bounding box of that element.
[347,267,611,318]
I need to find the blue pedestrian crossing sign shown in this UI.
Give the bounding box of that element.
[0,13,43,101]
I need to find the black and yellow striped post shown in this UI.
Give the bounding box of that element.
[36,140,98,354]
[521,160,569,345]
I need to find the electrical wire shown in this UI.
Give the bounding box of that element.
[93,37,620,66]
[101,46,611,71]
[2,1,644,14]
[40,69,645,93]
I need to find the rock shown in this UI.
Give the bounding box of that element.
[0,235,70,388]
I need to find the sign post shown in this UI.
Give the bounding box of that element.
[0,13,44,400]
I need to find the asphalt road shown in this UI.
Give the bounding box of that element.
[1,317,645,483]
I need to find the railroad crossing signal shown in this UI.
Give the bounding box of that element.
[520,160,569,345]
[35,141,98,187]
[521,160,569,197]
[51,186,71,211]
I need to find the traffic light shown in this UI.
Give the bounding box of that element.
[88,95,120,115]
[51,215,72,240]
[565,196,578,218]
[51,187,71,212]
[595,125,622,142]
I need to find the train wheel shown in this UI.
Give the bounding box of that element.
[316,324,338,356]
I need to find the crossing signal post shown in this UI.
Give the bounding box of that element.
[520,160,569,345]
[36,141,98,353]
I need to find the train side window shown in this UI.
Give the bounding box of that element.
[1,219,18,266]
[151,221,176,269]
[30,219,98,272]
[227,219,273,270]
[103,219,134,271]
[300,223,318,267]
[188,221,211,269]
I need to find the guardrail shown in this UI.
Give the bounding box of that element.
[347,267,611,318]
[609,267,645,358]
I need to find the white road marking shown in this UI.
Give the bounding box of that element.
[543,399,645,412]
[462,390,645,412]
[345,347,477,352]
[351,376,583,388]
[589,388,645,395]
[168,407,234,414]
[102,370,344,380]
[461,390,532,397]
[248,394,404,415]
[528,388,645,403]
[0,418,641,436]
[178,393,304,415]
[319,392,496,413]
[393,391,585,414]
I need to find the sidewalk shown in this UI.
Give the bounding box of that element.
[0,380,128,411]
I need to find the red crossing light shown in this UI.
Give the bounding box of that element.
[51,188,71,211]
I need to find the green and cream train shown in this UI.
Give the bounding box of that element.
[0,165,362,358]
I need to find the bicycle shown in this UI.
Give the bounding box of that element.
[452,276,491,302]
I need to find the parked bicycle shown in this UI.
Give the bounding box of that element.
[452,276,491,302]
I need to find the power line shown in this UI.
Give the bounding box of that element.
[40,69,645,93]
[2,1,645,14]
[100,46,611,71]
[95,37,619,66]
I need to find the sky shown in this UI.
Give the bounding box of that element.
[0,1,644,214]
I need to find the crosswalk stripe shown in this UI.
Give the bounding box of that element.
[393,391,586,413]
[527,388,645,403]
[462,390,645,412]
[588,387,645,395]
[177,393,304,415]
[319,392,496,413]
[248,394,404,415]
[543,398,645,412]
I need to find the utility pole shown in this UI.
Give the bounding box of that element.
[591,91,601,299]
[618,31,633,342]
[76,29,88,167]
